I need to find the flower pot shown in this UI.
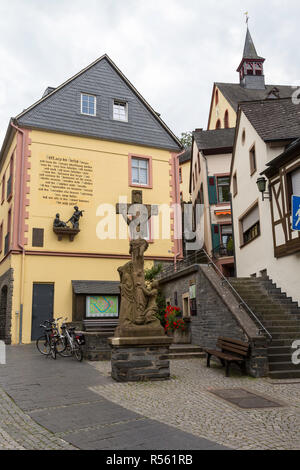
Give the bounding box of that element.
[173,328,191,344]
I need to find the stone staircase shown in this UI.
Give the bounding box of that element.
[229,277,300,379]
[168,344,205,360]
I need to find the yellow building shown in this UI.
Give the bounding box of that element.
[0,54,182,345]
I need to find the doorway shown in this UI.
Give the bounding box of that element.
[31,284,54,340]
[0,285,8,341]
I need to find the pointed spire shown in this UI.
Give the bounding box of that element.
[243,27,263,60]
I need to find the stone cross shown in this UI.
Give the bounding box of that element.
[116,190,158,240]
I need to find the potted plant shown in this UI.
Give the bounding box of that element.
[164,305,190,343]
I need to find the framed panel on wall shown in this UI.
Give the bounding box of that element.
[86,295,119,319]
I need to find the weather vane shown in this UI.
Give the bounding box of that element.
[244,12,249,24]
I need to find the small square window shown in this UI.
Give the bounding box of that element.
[113,100,128,121]
[81,94,96,116]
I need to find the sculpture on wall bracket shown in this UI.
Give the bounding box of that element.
[53,206,84,241]
[115,238,164,338]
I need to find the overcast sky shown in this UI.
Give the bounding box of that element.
[0,0,299,144]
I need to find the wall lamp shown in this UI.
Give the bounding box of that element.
[256,176,271,201]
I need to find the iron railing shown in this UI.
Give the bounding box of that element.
[212,243,234,259]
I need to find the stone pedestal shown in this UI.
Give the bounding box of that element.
[109,336,173,382]
[82,331,112,361]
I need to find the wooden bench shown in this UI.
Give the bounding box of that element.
[203,337,250,377]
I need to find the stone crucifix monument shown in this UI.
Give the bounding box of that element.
[109,193,172,382]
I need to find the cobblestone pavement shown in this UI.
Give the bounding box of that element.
[0,387,75,450]
[89,359,300,450]
[0,345,225,450]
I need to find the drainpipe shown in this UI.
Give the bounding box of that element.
[203,153,213,254]
[229,192,237,277]
[10,122,26,344]
[173,153,181,269]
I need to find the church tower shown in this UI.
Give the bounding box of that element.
[237,27,265,89]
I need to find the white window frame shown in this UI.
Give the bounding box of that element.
[113,100,128,122]
[131,157,149,186]
[81,93,97,116]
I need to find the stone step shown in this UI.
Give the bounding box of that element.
[270,332,300,340]
[266,326,300,333]
[268,353,293,363]
[268,345,294,354]
[262,312,300,321]
[269,370,300,379]
[243,299,298,307]
[269,361,300,372]
[264,321,300,328]
[168,352,206,360]
[268,339,298,347]
[169,345,203,354]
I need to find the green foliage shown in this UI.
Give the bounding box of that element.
[179,131,192,149]
[226,236,234,254]
[144,263,162,282]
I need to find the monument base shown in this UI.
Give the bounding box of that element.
[81,331,112,361]
[109,336,173,382]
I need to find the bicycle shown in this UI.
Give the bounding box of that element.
[58,319,85,362]
[36,317,66,357]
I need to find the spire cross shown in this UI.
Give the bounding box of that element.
[245,12,249,24]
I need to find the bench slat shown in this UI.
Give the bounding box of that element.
[217,342,249,357]
[219,336,249,348]
[204,349,244,361]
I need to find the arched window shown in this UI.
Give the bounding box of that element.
[215,90,219,106]
[224,110,229,129]
[216,119,221,130]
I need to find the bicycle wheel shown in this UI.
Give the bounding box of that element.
[74,345,83,362]
[59,343,72,357]
[36,335,50,355]
[50,341,57,360]
[56,337,66,355]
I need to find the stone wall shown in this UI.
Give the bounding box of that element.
[160,264,247,349]
[0,268,13,345]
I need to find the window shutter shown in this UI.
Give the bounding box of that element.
[242,206,259,233]
[207,176,217,204]
[211,224,220,250]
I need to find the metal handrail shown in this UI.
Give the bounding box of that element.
[201,248,272,340]
[212,243,234,258]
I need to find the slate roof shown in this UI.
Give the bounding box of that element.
[12,54,181,152]
[179,147,191,164]
[216,82,295,112]
[193,128,235,154]
[239,98,300,142]
[243,27,263,60]
[72,280,120,295]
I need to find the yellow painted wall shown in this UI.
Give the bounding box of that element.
[28,130,174,258]
[208,86,236,130]
[8,129,176,343]
[0,134,17,260]
[179,160,190,202]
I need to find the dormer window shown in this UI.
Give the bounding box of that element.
[113,100,128,121]
[81,94,96,116]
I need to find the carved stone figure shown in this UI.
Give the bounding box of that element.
[53,214,67,228]
[67,206,84,229]
[115,239,164,337]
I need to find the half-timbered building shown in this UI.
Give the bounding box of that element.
[230,98,300,304]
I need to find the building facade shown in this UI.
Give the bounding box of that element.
[190,128,235,275]
[230,98,300,304]
[0,54,182,344]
